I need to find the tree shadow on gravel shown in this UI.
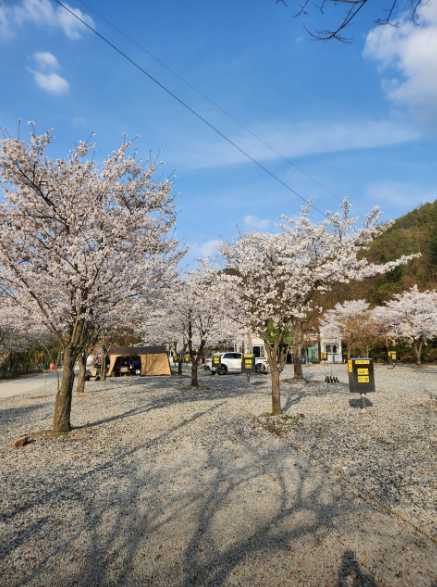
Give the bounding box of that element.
[76,377,264,431]
[78,373,352,433]
[0,402,51,429]
[169,438,431,587]
[337,550,377,586]
[176,434,359,587]
[2,424,352,585]
[83,377,155,394]
[349,398,374,409]
[281,381,349,413]
[2,395,433,586]
[0,404,223,524]
[1,406,225,583]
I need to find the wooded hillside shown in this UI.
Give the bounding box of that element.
[328,199,437,307]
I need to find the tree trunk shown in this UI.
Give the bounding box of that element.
[264,342,282,415]
[76,353,87,393]
[100,349,107,381]
[414,341,423,366]
[292,320,304,380]
[293,346,304,379]
[191,361,199,387]
[271,367,281,415]
[53,347,76,433]
[178,358,183,376]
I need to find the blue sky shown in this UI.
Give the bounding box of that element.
[1,0,437,263]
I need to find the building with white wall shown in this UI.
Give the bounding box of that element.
[319,324,343,363]
[230,326,343,364]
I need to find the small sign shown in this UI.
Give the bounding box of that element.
[348,357,375,394]
[212,354,221,367]
[242,353,255,372]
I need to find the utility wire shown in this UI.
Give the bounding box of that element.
[75,0,340,207]
[54,0,326,216]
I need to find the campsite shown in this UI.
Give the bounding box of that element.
[105,347,171,378]
[1,1,437,585]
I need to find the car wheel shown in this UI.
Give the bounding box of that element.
[217,364,227,375]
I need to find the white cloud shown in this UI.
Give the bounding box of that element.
[55,2,94,39]
[364,0,437,120]
[0,4,13,39]
[243,214,274,229]
[33,70,69,94]
[0,0,94,40]
[366,180,436,208]
[189,239,224,260]
[166,119,420,171]
[33,50,59,70]
[14,0,54,26]
[30,50,69,95]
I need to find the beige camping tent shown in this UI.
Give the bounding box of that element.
[107,346,171,376]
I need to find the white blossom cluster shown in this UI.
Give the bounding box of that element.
[320,299,371,340]
[376,286,437,347]
[223,202,417,344]
[320,286,437,362]
[147,263,239,355]
[0,131,179,351]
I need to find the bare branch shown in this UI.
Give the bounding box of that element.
[278,0,424,41]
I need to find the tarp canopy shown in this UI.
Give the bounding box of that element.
[107,346,171,376]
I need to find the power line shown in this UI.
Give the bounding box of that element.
[54,0,326,216]
[75,0,340,206]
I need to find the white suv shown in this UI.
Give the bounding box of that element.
[205,352,268,375]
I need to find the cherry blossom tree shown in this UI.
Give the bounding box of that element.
[149,265,237,387]
[82,284,173,390]
[223,202,418,415]
[379,286,437,365]
[321,299,376,358]
[0,304,55,376]
[370,305,400,358]
[0,130,179,432]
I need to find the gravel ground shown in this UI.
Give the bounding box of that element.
[0,371,59,400]
[0,364,436,586]
[275,364,437,538]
